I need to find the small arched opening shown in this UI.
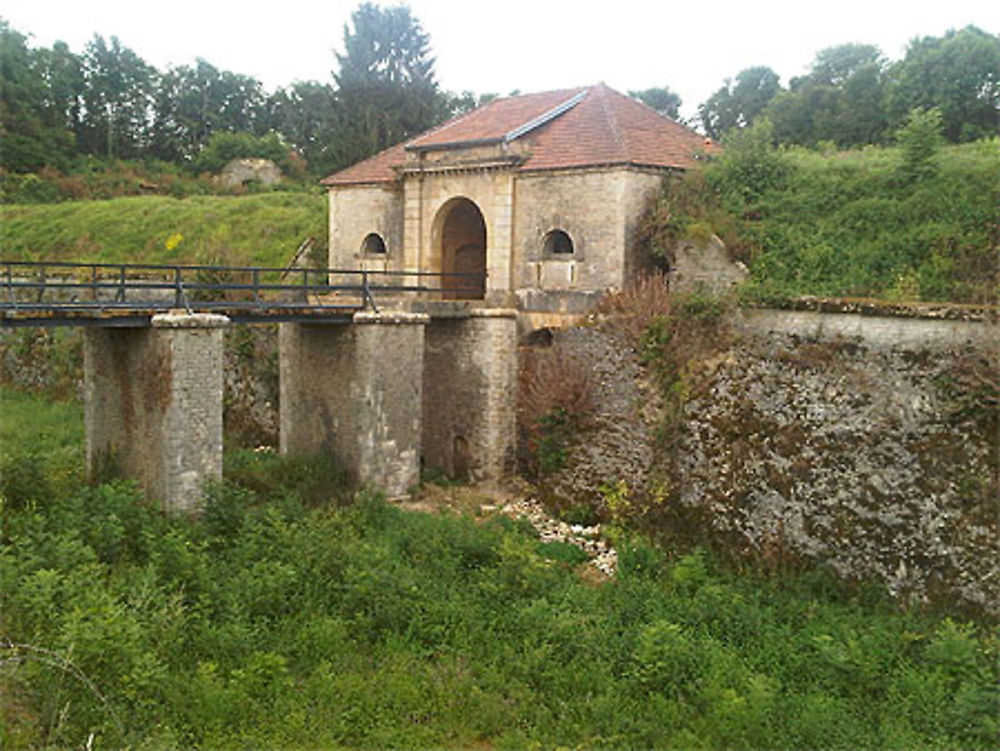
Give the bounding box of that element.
[543,229,574,255]
[434,197,486,300]
[361,232,387,255]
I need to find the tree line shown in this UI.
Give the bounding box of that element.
[2,4,998,181]
[695,27,1000,146]
[0,3,478,178]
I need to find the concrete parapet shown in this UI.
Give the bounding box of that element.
[84,313,229,513]
[737,308,997,350]
[279,311,428,498]
[423,309,517,482]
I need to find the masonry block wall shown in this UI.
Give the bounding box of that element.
[328,183,403,269]
[279,312,428,498]
[422,310,517,482]
[83,313,228,513]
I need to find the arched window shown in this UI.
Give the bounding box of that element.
[543,229,574,255]
[361,232,387,255]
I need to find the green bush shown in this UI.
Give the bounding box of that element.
[2,408,998,749]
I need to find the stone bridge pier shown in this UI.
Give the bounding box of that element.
[279,308,518,497]
[82,307,518,512]
[422,309,518,482]
[84,313,229,514]
[279,311,429,498]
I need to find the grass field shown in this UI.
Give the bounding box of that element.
[0,192,326,269]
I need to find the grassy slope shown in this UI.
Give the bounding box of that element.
[2,389,998,750]
[0,192,326,269]
[654,140,999,303]
[746,141,1000,303]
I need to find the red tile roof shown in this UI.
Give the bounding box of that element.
[322,84,714,186]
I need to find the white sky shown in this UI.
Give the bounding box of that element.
[4,0,999,121]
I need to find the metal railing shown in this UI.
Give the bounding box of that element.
[1,260,486,323]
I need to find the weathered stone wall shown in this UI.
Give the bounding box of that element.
[513,168,629,294]
[224,325,279,447]
[84,314,228,513]
[422,310,517,481]
[328,184,404,269]
[219,158,281,187]
[535,310,999,615]
[668,234,749,294]
[327,161,667,311]
[279,313,427,498]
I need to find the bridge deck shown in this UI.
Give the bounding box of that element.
[2,260,483,327]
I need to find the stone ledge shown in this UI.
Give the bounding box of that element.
[761,296,998,322]
[467,308,518,319]
[352,311,430,325]
[151,312,232,329]
[737,307,998,350]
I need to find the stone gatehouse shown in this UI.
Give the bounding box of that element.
[322,84,716,325]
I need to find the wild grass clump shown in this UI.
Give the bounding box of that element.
[596,269,674,342]
[4,469,998,749]
[599,277,732,443]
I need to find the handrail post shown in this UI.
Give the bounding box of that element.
[167,265,192,313]
[116,265,126,303]
[253,268,263,308]
[90,265,98,301]
[361,268,379,313]
[4,262,17,310]
[35,265,47,303]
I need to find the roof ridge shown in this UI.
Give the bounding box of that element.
[505,89,587,142]
[322,83,712,185]
[596,84,629,160]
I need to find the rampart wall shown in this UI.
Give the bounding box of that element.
[537,307,999,615]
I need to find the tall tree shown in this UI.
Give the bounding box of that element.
[629,86,682,119]
[35,40,85,134]
[699,66,780,139]
[150,59,268,162]
[269,81,340,174]
[886,26,1000,142]
[0,20,75,171]
[767,44,888,147]
[332,2,446,168]
[79,34,154,158]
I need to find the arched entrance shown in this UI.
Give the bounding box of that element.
[435,197,486,300]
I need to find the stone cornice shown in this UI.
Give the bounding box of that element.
[395,155,524,178]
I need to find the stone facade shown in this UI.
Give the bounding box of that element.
[83,313,229,513]
[328,165,665,317]
[324,85,717,326]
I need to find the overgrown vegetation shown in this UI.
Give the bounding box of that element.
[2,387,998,749]
[517,344,593,477]
[0,155,317,205]
[599,275,733,441]
[641,131,999,303]
[0,192,326,267]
